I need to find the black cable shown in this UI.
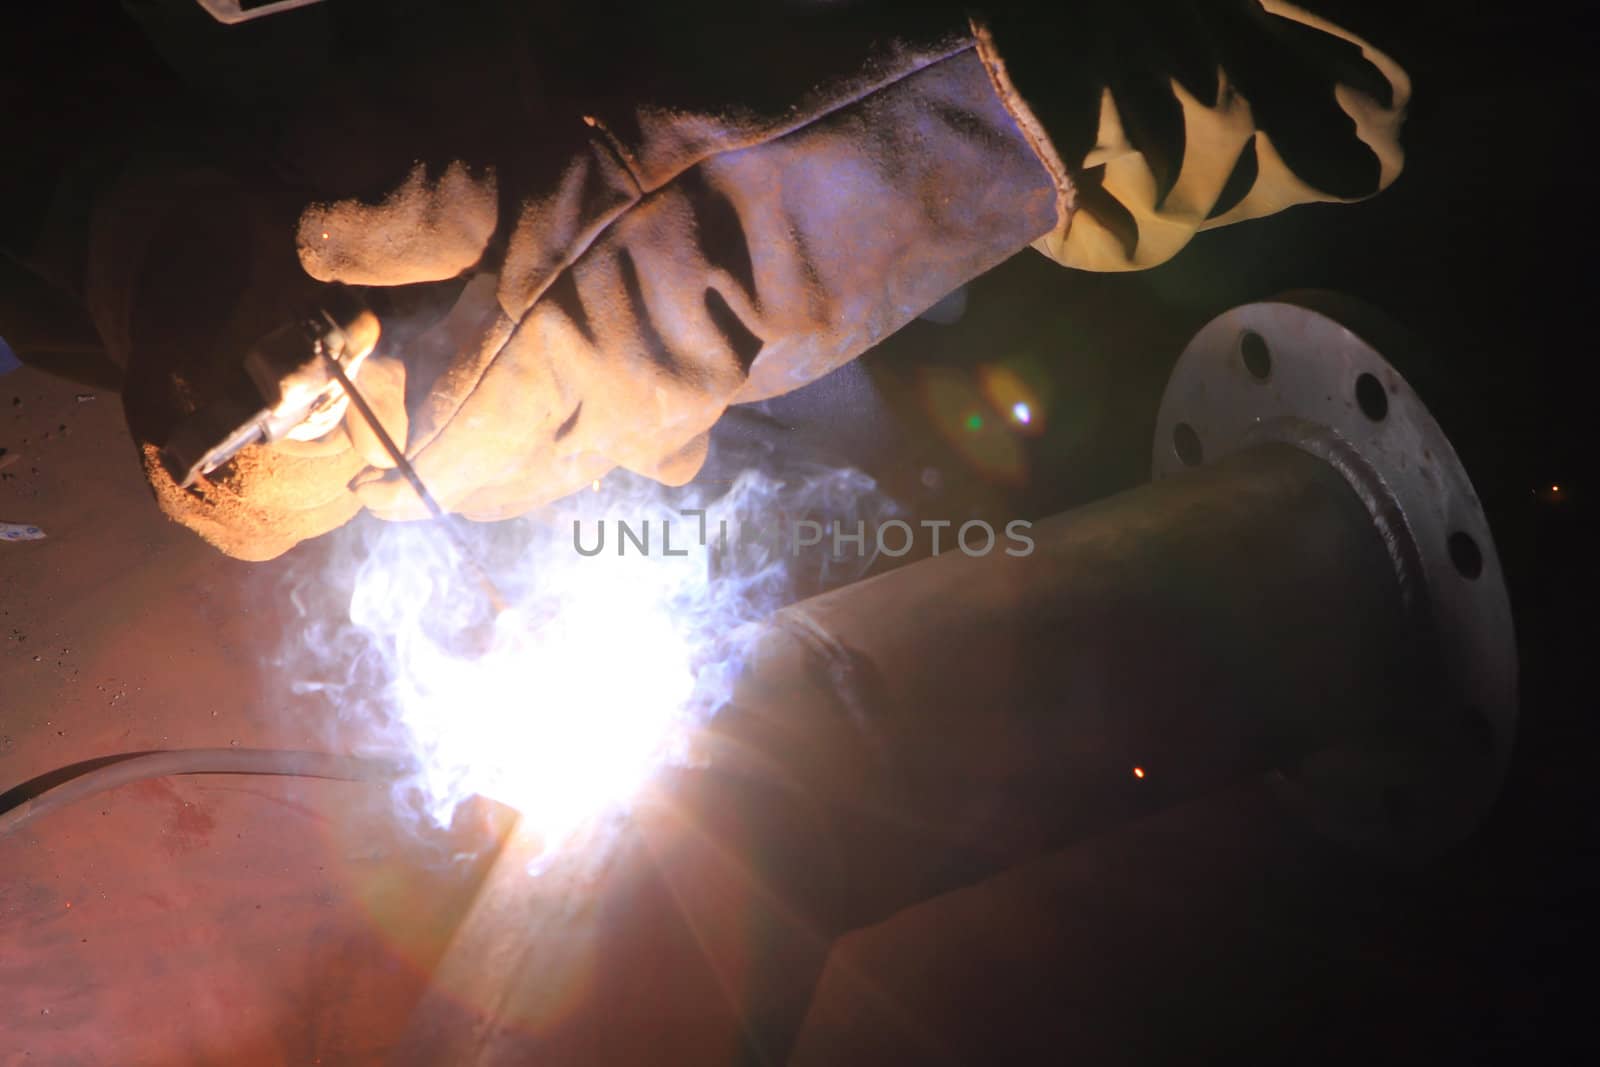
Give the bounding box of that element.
[0,748,412,839]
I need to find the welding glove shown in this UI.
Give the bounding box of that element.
[131,1,1407,558]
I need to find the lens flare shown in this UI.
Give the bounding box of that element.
[978,363,1047,439]
[916,367,1026,485]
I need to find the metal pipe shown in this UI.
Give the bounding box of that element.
[701,443,1422,930]
[399,299,1515,1066]
[398,444,1422,1065]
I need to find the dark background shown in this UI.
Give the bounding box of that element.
[2,1,1595,1063]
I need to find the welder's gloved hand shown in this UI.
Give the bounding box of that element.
[295,21,1060,522]
[138,1,1407,555]
[298,1,1406,530]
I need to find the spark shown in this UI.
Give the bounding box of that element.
[1132,767,1146,779]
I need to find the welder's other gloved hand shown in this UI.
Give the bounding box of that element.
[128,1,1407,556]
[974,0,1409,271]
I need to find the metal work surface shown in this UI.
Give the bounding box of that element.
[0,367,502,1064]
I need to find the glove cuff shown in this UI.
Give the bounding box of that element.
[967,15,1078,260]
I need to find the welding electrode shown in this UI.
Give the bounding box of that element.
[318,334,509,615]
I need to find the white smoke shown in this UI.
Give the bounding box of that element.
[277,463,894,855]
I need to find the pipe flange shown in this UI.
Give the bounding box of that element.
[1152,297,1517,859]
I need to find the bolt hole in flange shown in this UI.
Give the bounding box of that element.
[1239,330,1272,380]
[1449,530,1484,579]
[1355,372,1389,421]
[1172,422,1203,467]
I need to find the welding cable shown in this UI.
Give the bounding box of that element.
[0,749,413,839]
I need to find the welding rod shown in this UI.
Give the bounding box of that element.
[322,347,510,615]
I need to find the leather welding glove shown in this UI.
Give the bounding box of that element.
[132,1,1407,556]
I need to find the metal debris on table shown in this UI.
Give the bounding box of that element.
[1,521,46,542]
